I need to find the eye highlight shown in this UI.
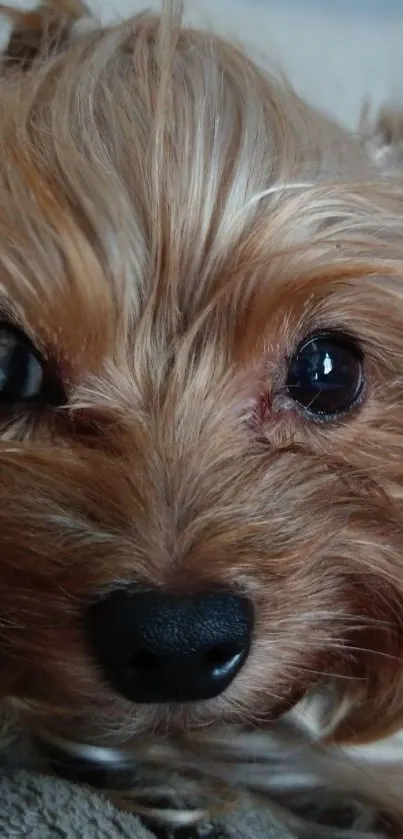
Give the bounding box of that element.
[286,332,364,419]
[0,324,64,408]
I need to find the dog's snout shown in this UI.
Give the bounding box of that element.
[86,589,253,703]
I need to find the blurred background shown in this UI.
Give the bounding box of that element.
[3,0,403,128]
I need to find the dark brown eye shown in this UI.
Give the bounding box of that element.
[0,324,63,407]
[286,332,364,419]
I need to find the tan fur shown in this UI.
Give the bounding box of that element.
[0,1,403,836]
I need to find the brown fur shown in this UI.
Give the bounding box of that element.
[0,1,403,835]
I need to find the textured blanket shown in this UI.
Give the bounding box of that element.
[0,768,291,839]
[0,704,291,839]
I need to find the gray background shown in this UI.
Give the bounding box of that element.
[3,0,403,127]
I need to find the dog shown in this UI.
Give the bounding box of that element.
[0,1,403,836]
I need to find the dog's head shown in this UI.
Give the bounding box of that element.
[0,0,403,756]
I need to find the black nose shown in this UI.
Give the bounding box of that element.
[86,589,253,703]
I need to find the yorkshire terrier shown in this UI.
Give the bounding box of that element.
[0,1,403,836]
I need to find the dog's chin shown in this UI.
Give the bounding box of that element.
[25,699,304,801]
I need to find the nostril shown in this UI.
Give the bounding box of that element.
[130,642,245,681]
[129,650,161,674]
[130,642,244,679]
[202,642,244,678]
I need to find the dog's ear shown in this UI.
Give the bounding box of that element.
[0,0,91,71]
[360,101,403,174]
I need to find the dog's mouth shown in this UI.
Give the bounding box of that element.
[12,654,307,746]
[34,732,141,790]
[25,682,305,795]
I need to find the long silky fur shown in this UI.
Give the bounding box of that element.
[0,3,403,838]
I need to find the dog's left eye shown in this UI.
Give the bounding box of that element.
[286,332,364,418]
[0,324,61,406]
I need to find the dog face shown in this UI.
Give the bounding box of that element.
[1,1,403,751]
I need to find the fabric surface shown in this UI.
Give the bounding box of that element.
[0,705,292,839]
[0,768,292,839]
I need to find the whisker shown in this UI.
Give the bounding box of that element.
[287,663,360,682]
[286,638,403,665]
[276,612,399,629]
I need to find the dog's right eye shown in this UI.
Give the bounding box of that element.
[286,332,364,420]
[0,324,63,407]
